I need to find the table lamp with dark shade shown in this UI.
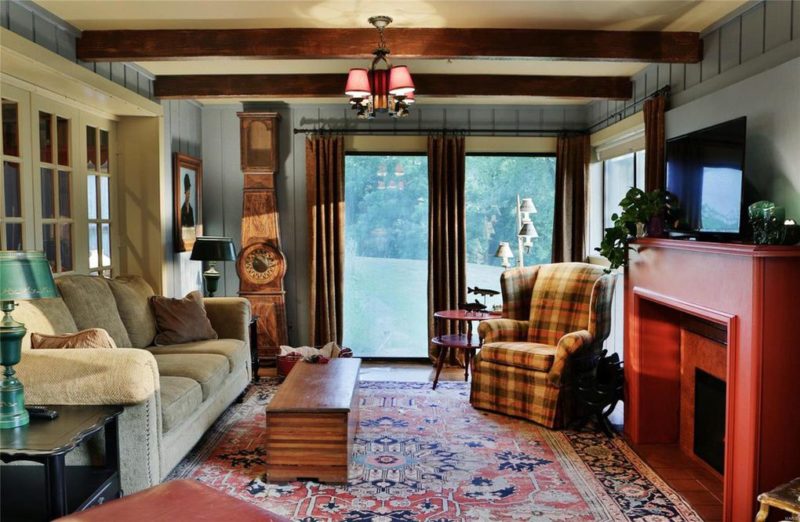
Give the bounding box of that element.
[0,251,58,429]
[190,236,237,297]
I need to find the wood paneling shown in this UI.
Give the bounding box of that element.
[265,360,361,483]
[155,74,633,100]
[78,28,702,63]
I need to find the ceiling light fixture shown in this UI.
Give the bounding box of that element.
[345,16,416,119]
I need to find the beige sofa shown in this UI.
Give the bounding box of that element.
[13,274,251,494]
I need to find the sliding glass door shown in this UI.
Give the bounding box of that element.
[343,154,428,358]
[465,155,556,310]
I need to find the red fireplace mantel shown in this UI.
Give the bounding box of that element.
[624,238,800,522]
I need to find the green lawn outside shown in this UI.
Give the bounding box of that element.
[343,256,505,357]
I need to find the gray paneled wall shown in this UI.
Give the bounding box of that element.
[1,0,155,100]
[201,103,584,346]
[162,99,204,297]
[587,0,800,131]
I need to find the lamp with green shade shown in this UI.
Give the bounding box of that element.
[0,251,57,429]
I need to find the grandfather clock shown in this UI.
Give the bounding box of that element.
[235,112,288,359]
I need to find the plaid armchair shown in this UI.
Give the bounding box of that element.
[470,262,616,428]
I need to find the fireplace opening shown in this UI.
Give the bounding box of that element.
[694,369,726,474]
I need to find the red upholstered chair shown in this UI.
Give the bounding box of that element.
[56,479,290,521]
[470,262,616,428]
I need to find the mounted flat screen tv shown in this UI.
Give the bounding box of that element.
[666,116,746,238]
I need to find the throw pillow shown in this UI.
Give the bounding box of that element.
[150,291,218,346]
[30,328,117,349]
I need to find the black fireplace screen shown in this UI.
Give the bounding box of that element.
[694,369,726,474]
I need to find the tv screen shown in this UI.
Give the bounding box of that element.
[666,117,746,235]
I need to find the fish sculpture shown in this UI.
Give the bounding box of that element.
[460,299,488,313]
[468,286,500,297]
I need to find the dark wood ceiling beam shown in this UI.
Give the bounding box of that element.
[78,28,702,63]
[154,74,633,100]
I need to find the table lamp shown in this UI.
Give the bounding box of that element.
[0,251,57,429]
[190,236,236,297]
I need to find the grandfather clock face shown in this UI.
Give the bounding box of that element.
[239,242,283,286]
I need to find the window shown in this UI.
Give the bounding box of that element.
[602,150,646,229]
[37,111,74,272]
[1,99,25,250]
[343,154,428,358]
[465,155,556,309]
[86,126,113,276]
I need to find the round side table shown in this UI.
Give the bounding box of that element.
[431,309,501,389]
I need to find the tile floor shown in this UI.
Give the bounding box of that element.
[259,360,723,520]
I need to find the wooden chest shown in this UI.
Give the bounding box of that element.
[265,358,361,483]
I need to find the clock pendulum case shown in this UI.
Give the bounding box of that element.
[235,112,289,359]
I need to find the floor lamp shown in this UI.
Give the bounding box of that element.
[495,195,538,268]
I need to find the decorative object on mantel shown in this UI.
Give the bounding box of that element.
[191,236,237,297]
[596,187,679,269]
[0,251,57,429]
[344,16,416,119]
[748,200,800,245]
[493,195,539,268]
[236,112,289,360]
[173,153,203,252]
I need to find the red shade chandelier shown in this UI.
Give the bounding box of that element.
[345,16,416,119]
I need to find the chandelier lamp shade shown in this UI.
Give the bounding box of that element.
[345,16,416,119]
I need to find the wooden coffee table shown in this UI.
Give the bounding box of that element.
[265,358,361,483]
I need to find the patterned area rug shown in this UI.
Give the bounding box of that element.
[168,380,700,521]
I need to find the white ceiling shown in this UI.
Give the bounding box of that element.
[37,0,748,31]
[35,0,749,105]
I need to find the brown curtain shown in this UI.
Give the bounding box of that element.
[306,135,345,345]
[552,134,590,263]
[644,94,667,192]
[427,135,467,363]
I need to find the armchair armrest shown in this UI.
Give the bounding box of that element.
[548,330,594,387]
[479,319,530,344]
[16,348,160,405]
[204,297,252,345]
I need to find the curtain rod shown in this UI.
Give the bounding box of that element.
[586,85,671,132]
[292,127,585,136]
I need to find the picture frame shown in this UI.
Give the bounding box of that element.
[173,152,203,252]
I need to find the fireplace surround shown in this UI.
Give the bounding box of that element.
[624,238,800,521]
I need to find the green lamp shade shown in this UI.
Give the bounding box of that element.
[0,251,57,301]
[190,237,237,262]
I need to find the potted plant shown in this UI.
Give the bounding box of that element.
[596,188,678,270]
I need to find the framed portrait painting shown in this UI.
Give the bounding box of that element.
[173,152,203,252]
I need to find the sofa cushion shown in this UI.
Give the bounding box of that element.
[159,376,202,433]
[150,291,218,346]
[153,353,228,401]
[56,275,132,348]
[108,276,158,348]
[31,328,117,349]
[480,342,557,372]
[15,298,78,350]
[147,339,248,374]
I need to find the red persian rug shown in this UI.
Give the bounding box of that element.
[168,380,701,521]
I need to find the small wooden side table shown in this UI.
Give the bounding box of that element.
[756,477,800,521]
[431,309,501,390]
[0,405,123,521]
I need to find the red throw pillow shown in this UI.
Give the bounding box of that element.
[30,328,117,349]
[149,291,218,346]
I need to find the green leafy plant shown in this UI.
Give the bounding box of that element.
[596,188,679,270]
